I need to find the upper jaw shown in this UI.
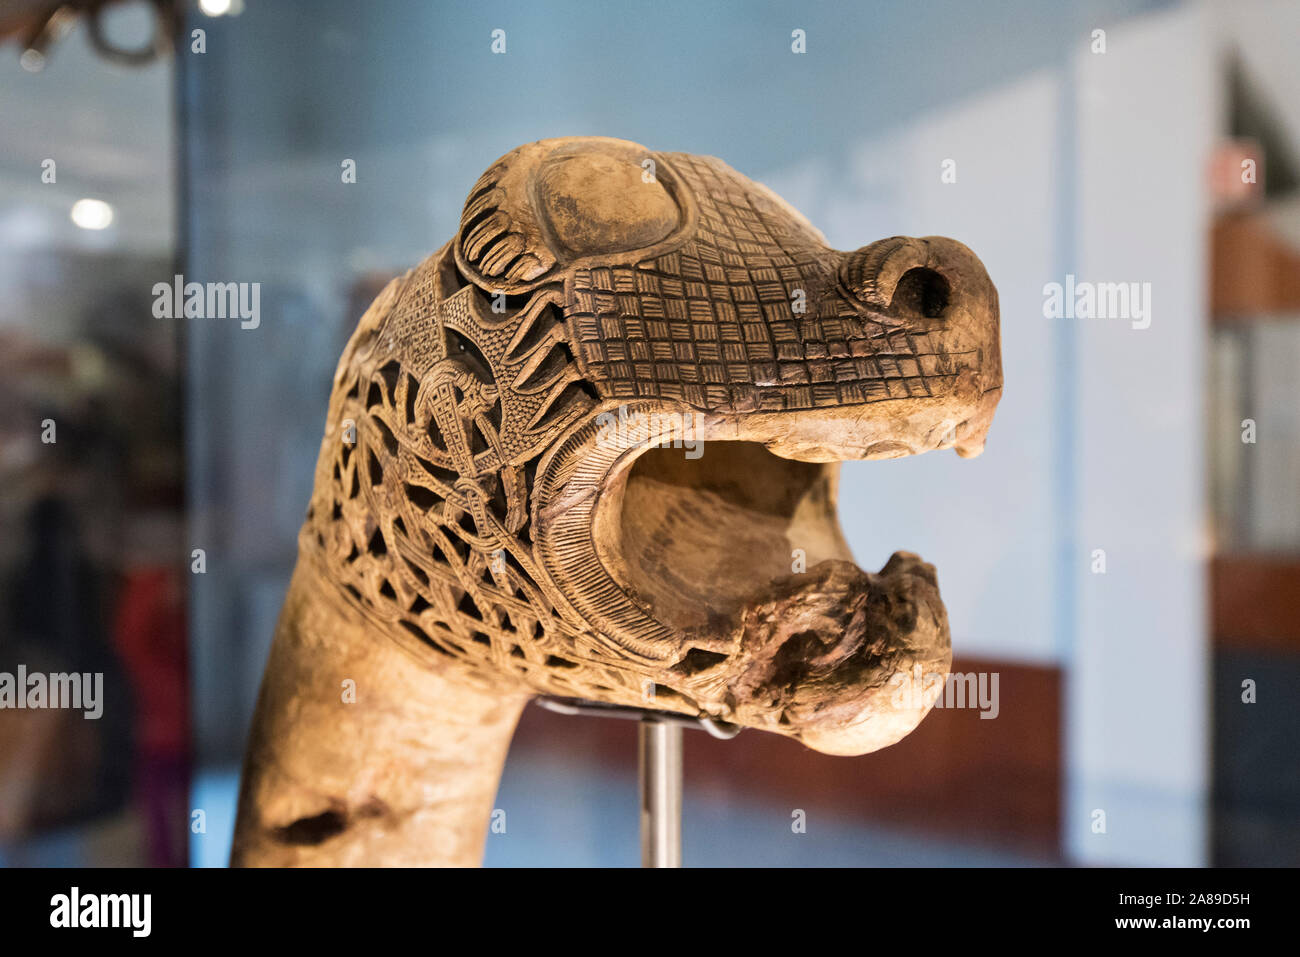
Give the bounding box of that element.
[700,379,1001,465]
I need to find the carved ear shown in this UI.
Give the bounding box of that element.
[454,138,683,295]
[456,143,557,291]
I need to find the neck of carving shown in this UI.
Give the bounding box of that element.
[232,556,528,866]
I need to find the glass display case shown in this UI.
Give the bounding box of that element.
[0,0,1296,872]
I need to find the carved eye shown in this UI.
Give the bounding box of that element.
[536,151,679,257]
[455,138,682,293]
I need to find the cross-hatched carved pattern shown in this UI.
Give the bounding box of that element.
[566,152,959,412]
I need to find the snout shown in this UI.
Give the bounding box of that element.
[842,235,1001,387]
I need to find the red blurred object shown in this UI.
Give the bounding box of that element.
[113,565,189,866]
[1208,138,1263,211]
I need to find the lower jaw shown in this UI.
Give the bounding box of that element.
[719,552,952,755]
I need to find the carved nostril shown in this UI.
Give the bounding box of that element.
[891,267,950,318]
[842,236,946,315]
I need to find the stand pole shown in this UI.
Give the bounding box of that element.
[638,717,682,867]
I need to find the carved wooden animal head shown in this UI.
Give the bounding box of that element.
[302,136,1002,757]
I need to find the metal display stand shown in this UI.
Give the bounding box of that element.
[535,698,741,867]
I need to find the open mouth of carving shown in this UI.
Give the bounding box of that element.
[614,442,845,635]
[597,436,954,756]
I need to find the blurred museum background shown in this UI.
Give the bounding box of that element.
[0,0,1296,866]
